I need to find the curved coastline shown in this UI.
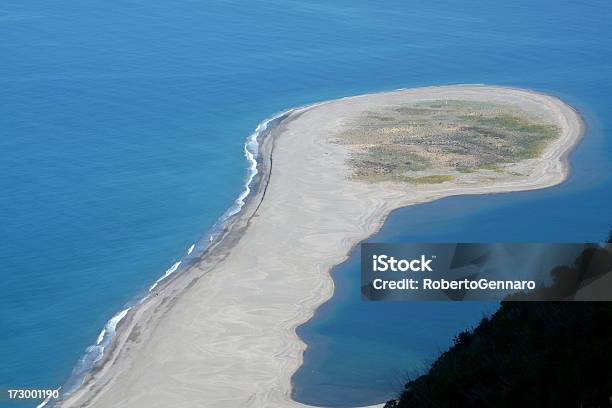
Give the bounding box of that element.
[55,107,299,404]
[58,85,584,408]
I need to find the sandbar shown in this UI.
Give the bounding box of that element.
[59,85,584,408]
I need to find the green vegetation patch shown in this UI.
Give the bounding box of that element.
[401,175,454,184]
[337,100,560,183]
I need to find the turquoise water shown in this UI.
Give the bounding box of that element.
[1,0,610,406]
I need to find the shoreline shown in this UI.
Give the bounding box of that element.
[56,108,297,400]
[58,85,584,408]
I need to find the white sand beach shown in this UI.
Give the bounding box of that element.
[59,85,584,408]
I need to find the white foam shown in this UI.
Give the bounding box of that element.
[149,261,182,292]
[95,328,106,345]
[106,308,130,335]
[221,109,293,220]
[94,307,131,350]
[61,108,295,398]
[60,307,132,396]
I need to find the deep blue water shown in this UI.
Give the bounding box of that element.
[0,0,610,407]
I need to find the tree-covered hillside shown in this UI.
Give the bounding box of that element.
[385,302,612,408]
[385,235,612,408]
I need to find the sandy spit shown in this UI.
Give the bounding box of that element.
[58,85,584,408]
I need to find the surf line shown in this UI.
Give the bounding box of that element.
[58,107,295,398]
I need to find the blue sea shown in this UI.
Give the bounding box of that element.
[1,0,610,407]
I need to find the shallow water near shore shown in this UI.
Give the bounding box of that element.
[1,0,611,407]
